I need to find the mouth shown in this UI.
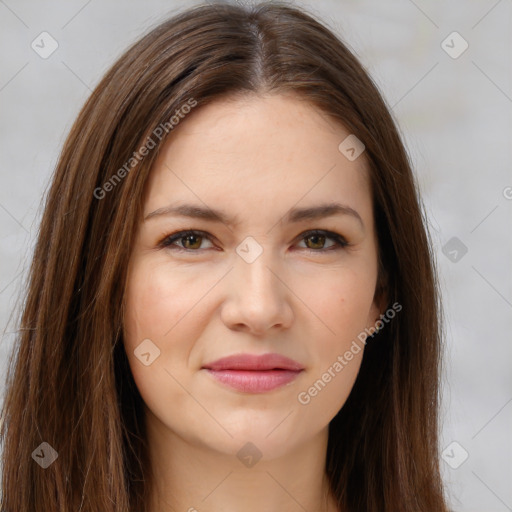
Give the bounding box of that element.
[201,353,304,393]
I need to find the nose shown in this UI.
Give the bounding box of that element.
[220,246,294,336]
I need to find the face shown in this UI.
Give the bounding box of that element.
[123,92,382,462]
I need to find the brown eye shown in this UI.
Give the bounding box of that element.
[181,233,203,250]
[159,230,214,251]
[304,233,327,250]
[297,230,348,252]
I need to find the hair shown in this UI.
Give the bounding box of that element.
[0,1,449,511]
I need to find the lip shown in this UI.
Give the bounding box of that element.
[203,353,304,371]
[202,353,304,393]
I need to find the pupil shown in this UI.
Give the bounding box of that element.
[308,234,325,249]
[185,234,201,249]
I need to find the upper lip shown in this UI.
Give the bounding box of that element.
[202,353,304,371]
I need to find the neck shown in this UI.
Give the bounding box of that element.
[145,409,339,512]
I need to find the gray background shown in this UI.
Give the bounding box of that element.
[1,1,511,510]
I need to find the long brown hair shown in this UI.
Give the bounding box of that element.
[0,2,449,510]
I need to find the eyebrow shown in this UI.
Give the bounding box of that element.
[144,201,364,229]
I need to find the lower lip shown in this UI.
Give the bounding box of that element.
[204,369,302,393]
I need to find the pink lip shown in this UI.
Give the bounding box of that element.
[202,353,304,393]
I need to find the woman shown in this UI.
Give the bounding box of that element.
[0,2,450,511]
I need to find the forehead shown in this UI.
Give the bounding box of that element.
[144,93,372,223]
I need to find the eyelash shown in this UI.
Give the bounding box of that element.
[157,229,349,254]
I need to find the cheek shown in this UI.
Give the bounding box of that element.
[122,260,199,418]
[122,257,225,386]
[291,267,374,416]
[337,276,376,332]
[123,259,203,347]
[303,264,377,345]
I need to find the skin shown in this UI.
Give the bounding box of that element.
[123,92,384,512]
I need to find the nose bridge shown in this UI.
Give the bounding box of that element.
[226,237,292,326]
[221,236,293,333]
[234,237,281,299]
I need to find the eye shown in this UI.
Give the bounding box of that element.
[295,229,349,252]
[158,230,215,251]
[158,229,349,253]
